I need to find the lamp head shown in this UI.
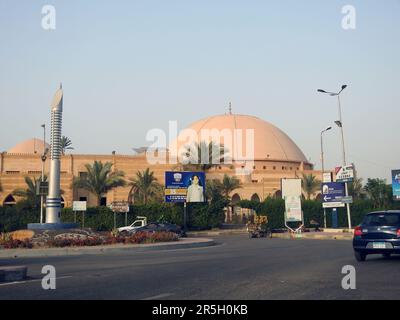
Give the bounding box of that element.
[335,120,342,128]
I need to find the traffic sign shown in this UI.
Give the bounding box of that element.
[340,196,353,204]
[323,202,345,208]
[322,172,333,183]
[110,201,129,213]
[73,201,87,211]
[335,165,354,182]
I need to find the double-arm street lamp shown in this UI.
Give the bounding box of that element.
[317,85,352,229]
[320,126,332,228]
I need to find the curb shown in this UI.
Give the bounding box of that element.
[187,230,247,237]
[0,238,215,259]
[271,233,352,241]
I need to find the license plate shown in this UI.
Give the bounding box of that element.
[372,242,386,249]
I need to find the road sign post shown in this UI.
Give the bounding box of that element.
[110,201,130,229]
[73,201,87,229]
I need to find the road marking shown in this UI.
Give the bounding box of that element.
[0,276,72,287]
[142,293,174,300]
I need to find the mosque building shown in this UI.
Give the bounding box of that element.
[0,112,322,213]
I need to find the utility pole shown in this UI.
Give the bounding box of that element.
[320,126,332,228]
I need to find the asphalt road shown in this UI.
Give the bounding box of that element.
[0,235,399,300]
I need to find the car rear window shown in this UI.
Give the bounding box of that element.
[363,213,400,227]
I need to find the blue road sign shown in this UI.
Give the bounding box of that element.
[321,182,345,203]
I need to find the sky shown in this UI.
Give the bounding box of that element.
[0,0,399,181]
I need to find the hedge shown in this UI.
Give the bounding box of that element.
[2,198,400,232]
[239,198,400,229]
[0,200,227,232]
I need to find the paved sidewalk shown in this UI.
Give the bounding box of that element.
[0,237,215,259]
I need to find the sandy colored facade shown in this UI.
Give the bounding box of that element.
[0,150,321,207]
[0,113,325,208]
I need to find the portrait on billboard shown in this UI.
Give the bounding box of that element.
[186,174,205,202]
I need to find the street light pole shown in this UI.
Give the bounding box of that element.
[320,126,332,228]
[40,124,46,224]
[317,85,352,230]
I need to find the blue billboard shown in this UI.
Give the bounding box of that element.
[392,169,400,200]
[165,171,206,203]
[321,182,345,203]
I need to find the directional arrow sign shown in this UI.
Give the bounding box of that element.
[321,182,346,208]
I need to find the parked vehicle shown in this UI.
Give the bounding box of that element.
[130,222,186,238]
[118,216,147,233]
[353,211,400,261]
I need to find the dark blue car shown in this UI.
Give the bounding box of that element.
[353,211,400,261]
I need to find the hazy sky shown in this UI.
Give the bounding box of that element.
[0,0,399,181]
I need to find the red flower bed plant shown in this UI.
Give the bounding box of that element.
[1,238,33,249]
[0,231,178,249]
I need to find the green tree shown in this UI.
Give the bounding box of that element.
[13,175,47,208]
[180,141,228,171]
[301,173,321,200]
[128,168,163,204]
[364,178,392,208]
[348,177,365,200]
[73,161,126,206]
[60,136,74,155]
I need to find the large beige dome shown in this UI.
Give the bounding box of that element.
[172,114,308,163]
[7,138,50,154]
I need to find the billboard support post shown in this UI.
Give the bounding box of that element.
[183,202,187,231]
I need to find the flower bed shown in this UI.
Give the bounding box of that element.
[0,231,179,249]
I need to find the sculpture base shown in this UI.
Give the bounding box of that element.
[27,223,79,230]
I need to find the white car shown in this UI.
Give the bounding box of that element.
[118,216,147,233]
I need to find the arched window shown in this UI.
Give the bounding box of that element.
[250,193,260,202]
[231,193,241,205]
[3,194,16,207]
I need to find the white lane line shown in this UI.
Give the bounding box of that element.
[0,276,72,287]
[142,293,174,300]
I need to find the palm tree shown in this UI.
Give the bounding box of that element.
[13,175,47,207]
[60,136,74,155]
[205,179,224,202]
[220,174,242,201]
[180,141,228,171]
[127,168,162,204]
[302,173,321,200]
[73,161,126,206]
